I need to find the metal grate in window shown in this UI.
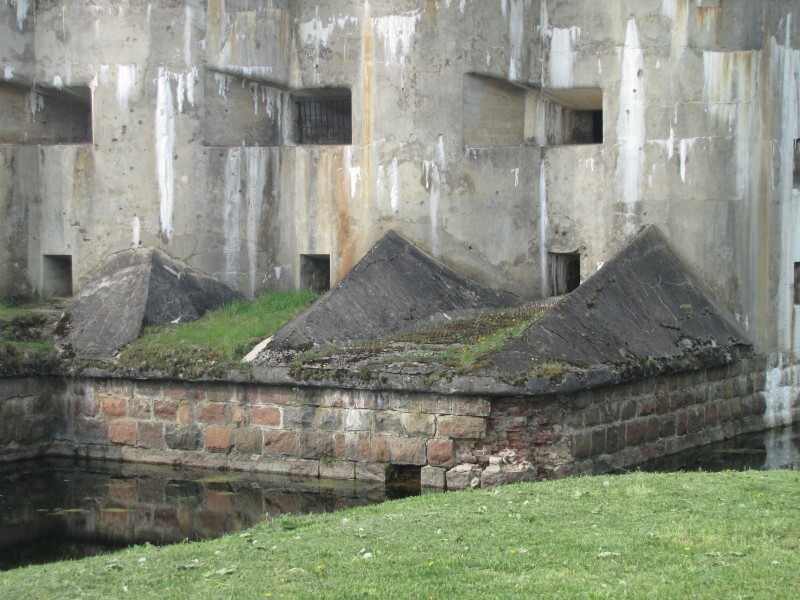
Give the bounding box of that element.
[297,98,352,144]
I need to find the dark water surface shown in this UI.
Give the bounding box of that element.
[0,458,414,571]
[625,423,800,473]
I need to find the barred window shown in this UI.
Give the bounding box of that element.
[296,98,352,144]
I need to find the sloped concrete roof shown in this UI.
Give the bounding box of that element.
[270,231,521,348]
[487,226,751,375]
[59,248,242,360]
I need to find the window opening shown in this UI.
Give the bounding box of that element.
[548,252,580,296]
[42,255,73,297]
[300,254,330,293]
[296,98,352,145]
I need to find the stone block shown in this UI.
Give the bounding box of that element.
[263,430,298,456]
[154,400,178,421]
[344,408,373,431]
[138,422,165,449]
[235,427,263,454]
[205,383,236,403]
[421,465,446,488]
[572,431,591,459]
[659,415,676,439]
[128,398,152,419]
[134,382,162,399]
[164,424,201,451]
[591,428,606,454]
[109,420,137,446]
[445,464,482,490]
[262,388,296,406]
[199,403,225,423]
[252,406,281,427]
[645,416,660,443]
[355,462,386,482]
[426,438,455,467]
[298,431,335,459]
[451,397,491,417]
[102,395,127,417]
[401,412,436,436]
[437,415,486,439]
[480,462,536,488]
[314,407,344,431]
[370,436,390,462]
[205,489,233,512]
[74,419,109,445]
[205,425,234,452]
[164,383,204,402]
[177,401,194,423]
[320,460,356,480]
[257,457,319,478]
[389,436,426,465]
[374,410,403,434]
[228,405,247,426]
[282,405,315,429]
[626,419,646,446]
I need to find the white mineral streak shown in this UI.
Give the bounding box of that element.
[668,126,675,160]
[372,10,421,86]
[549,27,580,88]
[764,355,797,428]
[508,0,524,80]
[53,75,63,90]
[184,6,193,68]
[99,64,110,87]
[214,73,230,99]
[702,50,760,197]
[512,168,519,187]
[437,134,447,175]
[223,149,242,288]
[501,0,508,19]
[679,138,695,183]
[376,163,385,206]
[155,67,176,243]
[347,148,361,200]
[131,216,141,247]
[245,149,267,297]
[390,156,399,213]
[3,65,13,80]
[661,0,688,53]
[15,0,28,30]
[616,17,646,239]
[459,0,466,14]
[539,160,549,294]
[763,427,800,470]
[116,65,136,108]
[29,91,44,114]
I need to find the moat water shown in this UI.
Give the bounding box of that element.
[1,424,797,571]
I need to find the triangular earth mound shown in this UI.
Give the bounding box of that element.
[488,226,751,374]
[60,247,242,359]
[271,231,520,348]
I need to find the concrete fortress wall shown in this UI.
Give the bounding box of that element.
[2,353,798,488]
[1,1,800,353]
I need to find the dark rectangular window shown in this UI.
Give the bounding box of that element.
[548,252,580,296]
[296,98,352,144]
[301,254,330,293]
[42,254,73,297]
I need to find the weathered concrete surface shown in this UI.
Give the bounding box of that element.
[1,1,800,361]
[59,248,241,359]
[489,226,751,376]
[270,231,520,348]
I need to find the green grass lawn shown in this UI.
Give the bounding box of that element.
[114,290,318,377]
[1,470,797,599]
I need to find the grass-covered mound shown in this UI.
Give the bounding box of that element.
[1,470,797,598]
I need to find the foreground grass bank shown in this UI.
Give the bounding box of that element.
[1,470,797,598]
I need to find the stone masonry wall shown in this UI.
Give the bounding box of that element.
[0,376,59,461]
[2,353,799,488]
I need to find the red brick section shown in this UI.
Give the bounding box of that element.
[154,400,178,420]
[426,438,455,467]
[205,425,233,452]
[109,420,137,446]
[199,403,225,423]
[251,406,281,427]
[102,395,127,417]
[263,430,297,455]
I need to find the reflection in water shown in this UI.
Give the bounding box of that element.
[0,458,408,571]
[630,424,800,473]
